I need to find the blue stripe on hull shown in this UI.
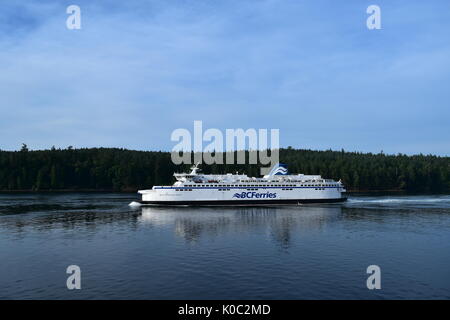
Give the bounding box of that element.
[154,186,342,190]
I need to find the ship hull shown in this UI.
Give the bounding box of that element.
[139,197,347,206]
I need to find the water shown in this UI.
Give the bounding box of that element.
[0,193,449,299]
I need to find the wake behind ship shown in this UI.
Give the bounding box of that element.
[137,163,347,206]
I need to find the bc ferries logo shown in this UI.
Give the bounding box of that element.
[267,163,288,176]
[233,192,277,199]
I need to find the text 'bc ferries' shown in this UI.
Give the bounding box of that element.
[138,163,347,206]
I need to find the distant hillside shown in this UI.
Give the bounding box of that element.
[0,146,448,192]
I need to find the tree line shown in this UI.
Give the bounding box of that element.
[0,145,448,192]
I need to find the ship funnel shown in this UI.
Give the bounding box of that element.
[265,163,289,177]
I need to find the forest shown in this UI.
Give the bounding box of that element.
[0,145,448,193]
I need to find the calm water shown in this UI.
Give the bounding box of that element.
[0,193,449,299]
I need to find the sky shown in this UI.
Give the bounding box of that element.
[0,0,449,155]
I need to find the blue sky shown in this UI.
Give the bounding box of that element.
[0,0,449,155]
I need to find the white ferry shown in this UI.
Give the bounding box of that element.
[137,163,347,206]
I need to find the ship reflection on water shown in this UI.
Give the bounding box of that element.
[140,205,342,247]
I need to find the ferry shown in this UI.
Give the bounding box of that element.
[137,163,347,206]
